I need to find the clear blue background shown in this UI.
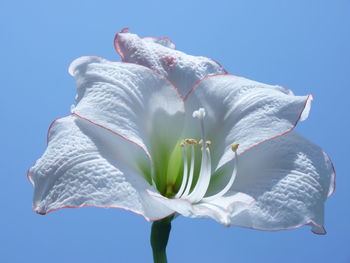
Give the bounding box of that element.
[1,0,349,262]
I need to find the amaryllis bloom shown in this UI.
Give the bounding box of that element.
[28,29,335,235]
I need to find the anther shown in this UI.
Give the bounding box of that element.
[185,138,198,145]
[231,143,239,152]
[181,138,198,146]
[198,139,211,147]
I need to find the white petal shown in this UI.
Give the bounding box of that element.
[69,55,185,159]
[148,190,254,225]
[226,131,334,234]
[143,36,176,49]
[184,74,313,169]
[28,115,174,220]
[114,30,226,96]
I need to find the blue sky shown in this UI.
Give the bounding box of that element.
[1,0,349,262]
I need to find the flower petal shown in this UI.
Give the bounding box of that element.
[29,115,174,220]
[69,55,185,156]
[114,29,226,96]
[148,190,254,225]
[225,131,334,234]
[184,74,313,169]
[69,56,186,192]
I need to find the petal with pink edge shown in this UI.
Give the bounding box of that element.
[184,74,312,169]
[223,131,334,234]
[29,115,174,220]
[114,30,226,96]
[69,56,185,190]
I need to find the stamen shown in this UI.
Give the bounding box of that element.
[182,145,195,197]
[181,138,198,146]
[198,139,211,147]
[202,143,239,202]
[175,108,238,205]
[184,138,198,145]
[186,147,212,203]
[174,146,188,198]
[231,143,239,152]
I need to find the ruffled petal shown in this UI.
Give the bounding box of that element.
[148,190,254,225]
[69,56,184,155]
[184,74,312,169]
[114,29,226,96]
[225,131,334,234]
[69,56,185,192]
[28,115,174,220]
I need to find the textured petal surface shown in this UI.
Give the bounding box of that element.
[184,74,312,169]
[224,131,334,234]
[69,56,185,158]
[148,190,254,225]
[29,115,174,220]
[114,30,226,96]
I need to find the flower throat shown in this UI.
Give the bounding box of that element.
[152,108,239,203]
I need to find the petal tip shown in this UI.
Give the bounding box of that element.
[299,94,313,122]
[114,28,131,60]
[68,56,105,76]
[33,206,47,215]
[311,224,327,235]
[26,168,34,185]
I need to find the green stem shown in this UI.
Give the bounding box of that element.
[150,216,173,263]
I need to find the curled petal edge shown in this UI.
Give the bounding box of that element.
[113,28,227,74]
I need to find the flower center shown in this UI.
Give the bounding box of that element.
[172,108,239,203]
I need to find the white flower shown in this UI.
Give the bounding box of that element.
[28,29,335,234]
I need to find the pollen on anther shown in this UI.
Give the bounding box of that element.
[181,138,198,146]
[231,143,239,152]
[199,139,211,146]
[185,139,198,145]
